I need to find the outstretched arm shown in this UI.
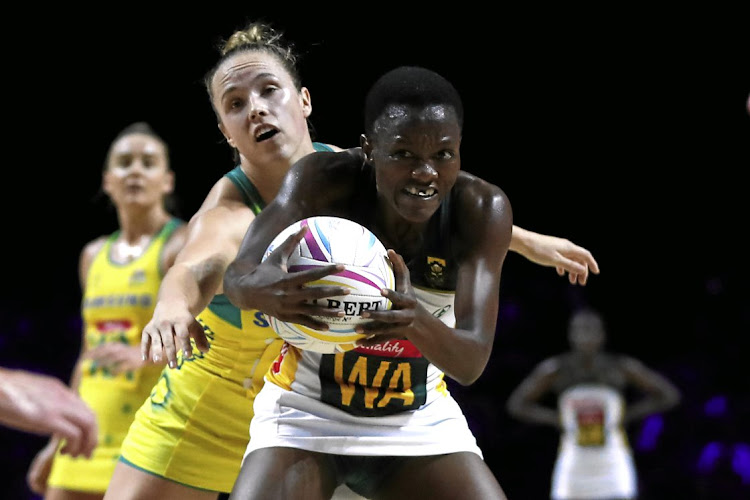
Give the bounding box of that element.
[0,368,98,457]
[223,150,359,319]
[510,226,600,285]
[142,200,254,368]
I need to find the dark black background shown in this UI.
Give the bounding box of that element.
[2,7,748,500]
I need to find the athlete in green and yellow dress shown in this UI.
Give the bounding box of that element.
[26,122,187,499]
[112,144,338,498]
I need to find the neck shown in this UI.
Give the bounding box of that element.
[238,139,317,204]
[116,208,170,243]
[374,203,428,254]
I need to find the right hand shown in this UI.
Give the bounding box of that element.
[84,343,147,375]
[141,301,210,369]
[26,438,59,495]
[238,225,350,329]
[0,370,98,458]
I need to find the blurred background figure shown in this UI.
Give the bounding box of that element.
[25,122,187,500]
[506,307,681,500]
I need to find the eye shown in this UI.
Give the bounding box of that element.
[262,85,279,96]
[435,150,456,161]
[114,156,133,169]
[389,150,414,160]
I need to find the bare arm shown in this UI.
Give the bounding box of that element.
[0,368,97,457]
[510,226,600,285]
[620,356,681,425]
[360,175,513,385]
[223,150,361,317]
[506,358,562,427]
[142,183,256,367]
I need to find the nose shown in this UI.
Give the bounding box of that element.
[411,161,438,182]
[248,95,268,120]
[128,159,148,174]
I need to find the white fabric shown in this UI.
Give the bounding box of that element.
[551,384,637,499]
[245,380,482,459]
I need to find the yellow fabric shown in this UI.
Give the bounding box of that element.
[119,303,282,493]
[48,222,180,492]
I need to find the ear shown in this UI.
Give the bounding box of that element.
[300,87,312,119]
[360,134,373,164]
[218,122,235,148]
[102,171,114,197]
[162,169,175,195]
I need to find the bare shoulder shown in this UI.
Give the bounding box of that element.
[454,171,510,211]
[192,176,246,219]
[534,356,563,377]
[318,142,345,152]
[298,147,363,171]
[79,235,108,286]
[80,236,107,266]
[188,201,255,246]
[453,171,513,247]
[281,148,365,202]
[618,355,650,373]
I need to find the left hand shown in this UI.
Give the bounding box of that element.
[355,250,417,346]
[84,343,148,374]
[522,233,600,285]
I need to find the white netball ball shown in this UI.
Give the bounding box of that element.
[263,216,395,353]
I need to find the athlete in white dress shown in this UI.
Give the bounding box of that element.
[506,308,681,500]
[223,66,511,499]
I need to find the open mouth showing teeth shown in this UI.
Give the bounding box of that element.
[256,129,279,142]
[404,186,436,198]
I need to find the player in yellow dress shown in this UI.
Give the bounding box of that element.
[26,122,187,499]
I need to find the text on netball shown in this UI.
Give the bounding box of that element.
[322,299,384,315]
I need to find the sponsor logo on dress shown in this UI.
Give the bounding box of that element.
[354,340,422,358]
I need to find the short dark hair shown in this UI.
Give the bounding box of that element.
[363,66,463,135]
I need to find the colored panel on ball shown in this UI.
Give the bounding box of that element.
[287,265,383,291]
[337,269,383,290]
[311,217,333,256]
[303,219,328,261]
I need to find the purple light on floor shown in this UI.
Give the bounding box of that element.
[697,441,725,473]
[704,394,728,417]
[636,414,664,451]
[732,443,750,485]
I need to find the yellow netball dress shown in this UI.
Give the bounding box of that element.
[47,218,184,493]
[119,143,334,493]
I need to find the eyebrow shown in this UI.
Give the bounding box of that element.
[220,71,279,100]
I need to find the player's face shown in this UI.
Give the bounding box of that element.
[211,51,312,168]
[366,104,461,224]
[103,133,173,208]
[568,312,605,353]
